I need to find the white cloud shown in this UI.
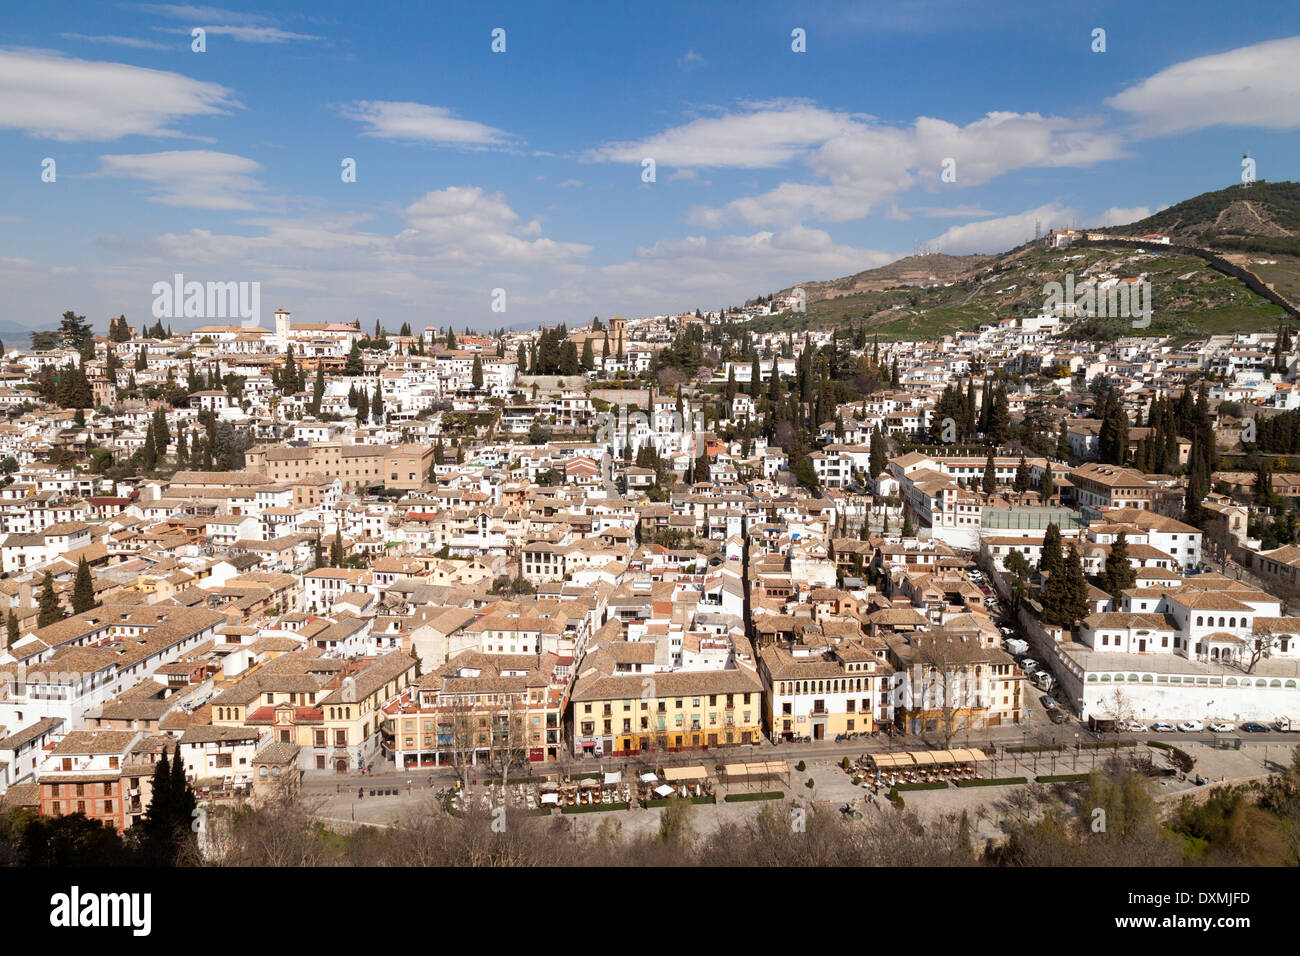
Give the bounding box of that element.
[634,105,1125,226]
[155,24,320,43]
[0,49,236,141]
[1108,36,1300,136]
[59,33,172,50]
[94,150,264,210]
[927,203,1075,254]
[339,101,511,147]
[677,50,706,70]
[557,226,896,316]
[584,102,856,169]
[396,187,589,266]
[1095,206,1151,228]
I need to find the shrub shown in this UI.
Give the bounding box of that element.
[795,760,806,772]
[955,776,1028,788]
[893,780,948,792]
[561,801,628,814]
[723,791,784,803]
[1036,773,1090,783]
[805,778,815,790]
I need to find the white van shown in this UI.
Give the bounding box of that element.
[1033,671,1055,691]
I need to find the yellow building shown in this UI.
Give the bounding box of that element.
[569,645,764,757]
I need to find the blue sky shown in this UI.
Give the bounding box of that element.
[1,0,1298,336]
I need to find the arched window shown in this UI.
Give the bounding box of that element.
[1196,616,1203,627]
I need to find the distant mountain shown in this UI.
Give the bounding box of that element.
[748,182,1300,341]
[772,253,994,304]
[1100,180,1300,256]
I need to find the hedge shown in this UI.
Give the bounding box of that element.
[893,780,948,792]
[1079,740,1137,751]
[1037,773,1090,783]
[1005,744,1065,754]
[955,776,1028,788]
[724,791,785,803]
[561,801,629,814]
[642,795,716,808]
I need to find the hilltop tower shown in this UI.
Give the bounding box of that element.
[274,308,291,345]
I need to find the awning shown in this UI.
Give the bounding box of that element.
[603,771,622,785]
[653,784,675,797]
[639,772,658,783]
[662,765,707,782]
[540,792,559,804]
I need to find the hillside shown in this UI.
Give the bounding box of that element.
[752,182,1300,341]
[775,253,993,302]
[1100,180,1300,256]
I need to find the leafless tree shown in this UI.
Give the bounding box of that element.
[1239,626,1284,674]
[486,690,531,792]
[915,636,972,748]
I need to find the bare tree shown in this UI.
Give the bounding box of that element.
[486,690,531,792]
[1239,626,1284,674]
[915,636,973,748]
[441,693,479,786]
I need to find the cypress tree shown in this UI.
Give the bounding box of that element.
[142,419,158,471]
[982,449,997,495]
[1014,454,1030,493]
[72,556,95,614]
[37,572,66,628]
[1038,522,1064,580]
[1102,530,1137,599]
[869,426,887,479]
[1040,462,1055,501]
[311,363,325,414]
[902,508,915,537]
[749,353,762,398]
[5,610,17,648]
[472,355,484,389]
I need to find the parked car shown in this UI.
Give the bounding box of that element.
[1241,722,1269,733]
[1020,658,1040,674]
[1040,695,1058,710]
[1152,721,1176,733]
[1177,720,1204,732]
[978,584,992,595]
[1208,722,1235,733]
[1049,709,1067,724]
[1121,720,1147,733]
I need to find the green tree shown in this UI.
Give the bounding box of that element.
[71,556,96,615]
[1038,522,1064,580]
[471,355,484,389]
[37,572,66,629]
[982,449,997,495]
[1101,530,1137,599]
[345,339,364,376]
[1014,454,1030,493]
[5,610,17,648]
[311,363,325,414]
